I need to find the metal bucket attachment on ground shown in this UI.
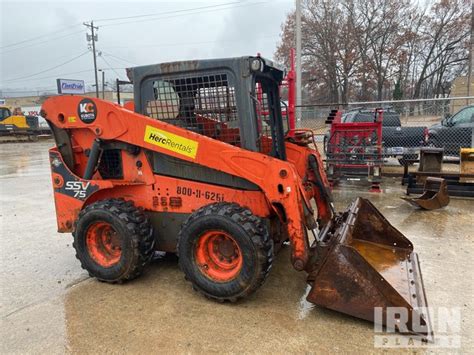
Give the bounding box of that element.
[402,177,449,210]
[307,197,432,339]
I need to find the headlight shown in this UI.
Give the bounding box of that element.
[250,58,262,71]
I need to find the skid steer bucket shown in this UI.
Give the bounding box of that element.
[401,177,449,210]
[307,197,432,338]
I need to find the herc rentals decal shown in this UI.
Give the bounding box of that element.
[77,98,97,124]
[144,125,199,159]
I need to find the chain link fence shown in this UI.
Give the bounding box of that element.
[298,97,474,174]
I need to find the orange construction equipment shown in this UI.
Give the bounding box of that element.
[41,56,431,339]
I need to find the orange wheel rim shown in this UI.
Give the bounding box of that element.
[194,230,243,282]
[86,221,122,267]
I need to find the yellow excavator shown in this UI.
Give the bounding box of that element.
[0,105,40,138]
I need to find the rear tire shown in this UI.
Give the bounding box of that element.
[177,202,273,302]
[73,199,154,283]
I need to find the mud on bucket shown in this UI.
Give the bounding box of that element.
[307,197,433,339]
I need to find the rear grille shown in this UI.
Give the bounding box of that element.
[98,149,123,179]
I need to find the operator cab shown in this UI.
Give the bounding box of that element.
[0,107,12,121]
[128,56,287,160]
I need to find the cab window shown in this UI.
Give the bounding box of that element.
[0,107,11,121]
[148,80,180,119]
[451,106,474,125]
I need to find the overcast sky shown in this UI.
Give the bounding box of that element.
[0,0,294,96]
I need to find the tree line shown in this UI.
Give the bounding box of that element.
[275,0,471,104]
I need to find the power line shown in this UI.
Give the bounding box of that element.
[99,1,268,28]
[3,69,94,83]
[102,34,280,50]
[1,1,272,89]
[0,23,82,49]
[0,2,260,52]
[1,2,269,62]
[0,67,127,86]
[96,34,280,70]
[94,2,240,22]
[97,33,279,74]
[0,2,268,56]
[101,51,137,66]
[0,30,85,55]
[100,55,124,80]
[2,51,90,82]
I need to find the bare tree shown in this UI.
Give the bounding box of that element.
[275,11,296,68]
[276,0,360,104]
[345,0,376,100]
[356,0,412,100]
[275,0,471,103]
[411,0,470,99]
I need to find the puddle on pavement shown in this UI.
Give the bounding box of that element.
[62,247,375,353]
[0,141,54,177]
[297,284,314,320]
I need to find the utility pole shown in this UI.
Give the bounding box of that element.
[99,69,105,99]
[295,0,302,128]
[116,78,121,105]
[467,5,473,105]
[84,21,99,98]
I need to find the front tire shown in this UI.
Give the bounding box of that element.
[73,199,154,283]
[178,202,273,302]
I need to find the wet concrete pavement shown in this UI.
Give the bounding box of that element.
[1,141,473,354]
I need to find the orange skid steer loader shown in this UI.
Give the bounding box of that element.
[41,56,431,337]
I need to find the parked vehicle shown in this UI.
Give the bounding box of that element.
[0,105,38,133]
[324,108,428,165]
[428,105,474,156]
[325,109,384,188]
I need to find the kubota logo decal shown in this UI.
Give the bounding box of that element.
[144,125,198,159]
[77,98,97,123]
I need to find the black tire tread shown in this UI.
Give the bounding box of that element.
[177,202,273,302]
[72,198,154,283]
